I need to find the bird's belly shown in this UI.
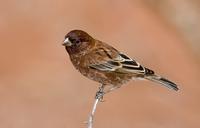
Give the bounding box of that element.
[79,67,132,86]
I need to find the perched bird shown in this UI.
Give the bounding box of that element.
[62,30,179,93]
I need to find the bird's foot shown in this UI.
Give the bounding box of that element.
[95,87,105,102]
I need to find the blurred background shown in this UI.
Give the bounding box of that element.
[0,0,200,128]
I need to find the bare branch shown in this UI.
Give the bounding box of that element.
[87,85,105,128]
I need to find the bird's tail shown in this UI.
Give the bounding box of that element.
[145,75,179,91]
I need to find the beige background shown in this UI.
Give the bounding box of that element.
[0,0,200,128]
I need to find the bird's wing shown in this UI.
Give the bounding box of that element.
[89,51,146,74]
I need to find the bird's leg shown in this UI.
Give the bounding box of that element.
[95,84,105,101]
[87,84,105,128]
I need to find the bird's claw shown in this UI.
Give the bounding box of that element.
[95,90,105,101]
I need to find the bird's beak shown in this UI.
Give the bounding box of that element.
[62,38,72,46]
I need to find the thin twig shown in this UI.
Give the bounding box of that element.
[87,98,99,128]
[87,85,104,128]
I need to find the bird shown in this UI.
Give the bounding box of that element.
[62,30,179,94]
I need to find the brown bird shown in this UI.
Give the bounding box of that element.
[62,30,179,94]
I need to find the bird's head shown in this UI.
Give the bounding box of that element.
[63,30,94,54]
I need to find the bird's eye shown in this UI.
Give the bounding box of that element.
[75,40,81,44]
